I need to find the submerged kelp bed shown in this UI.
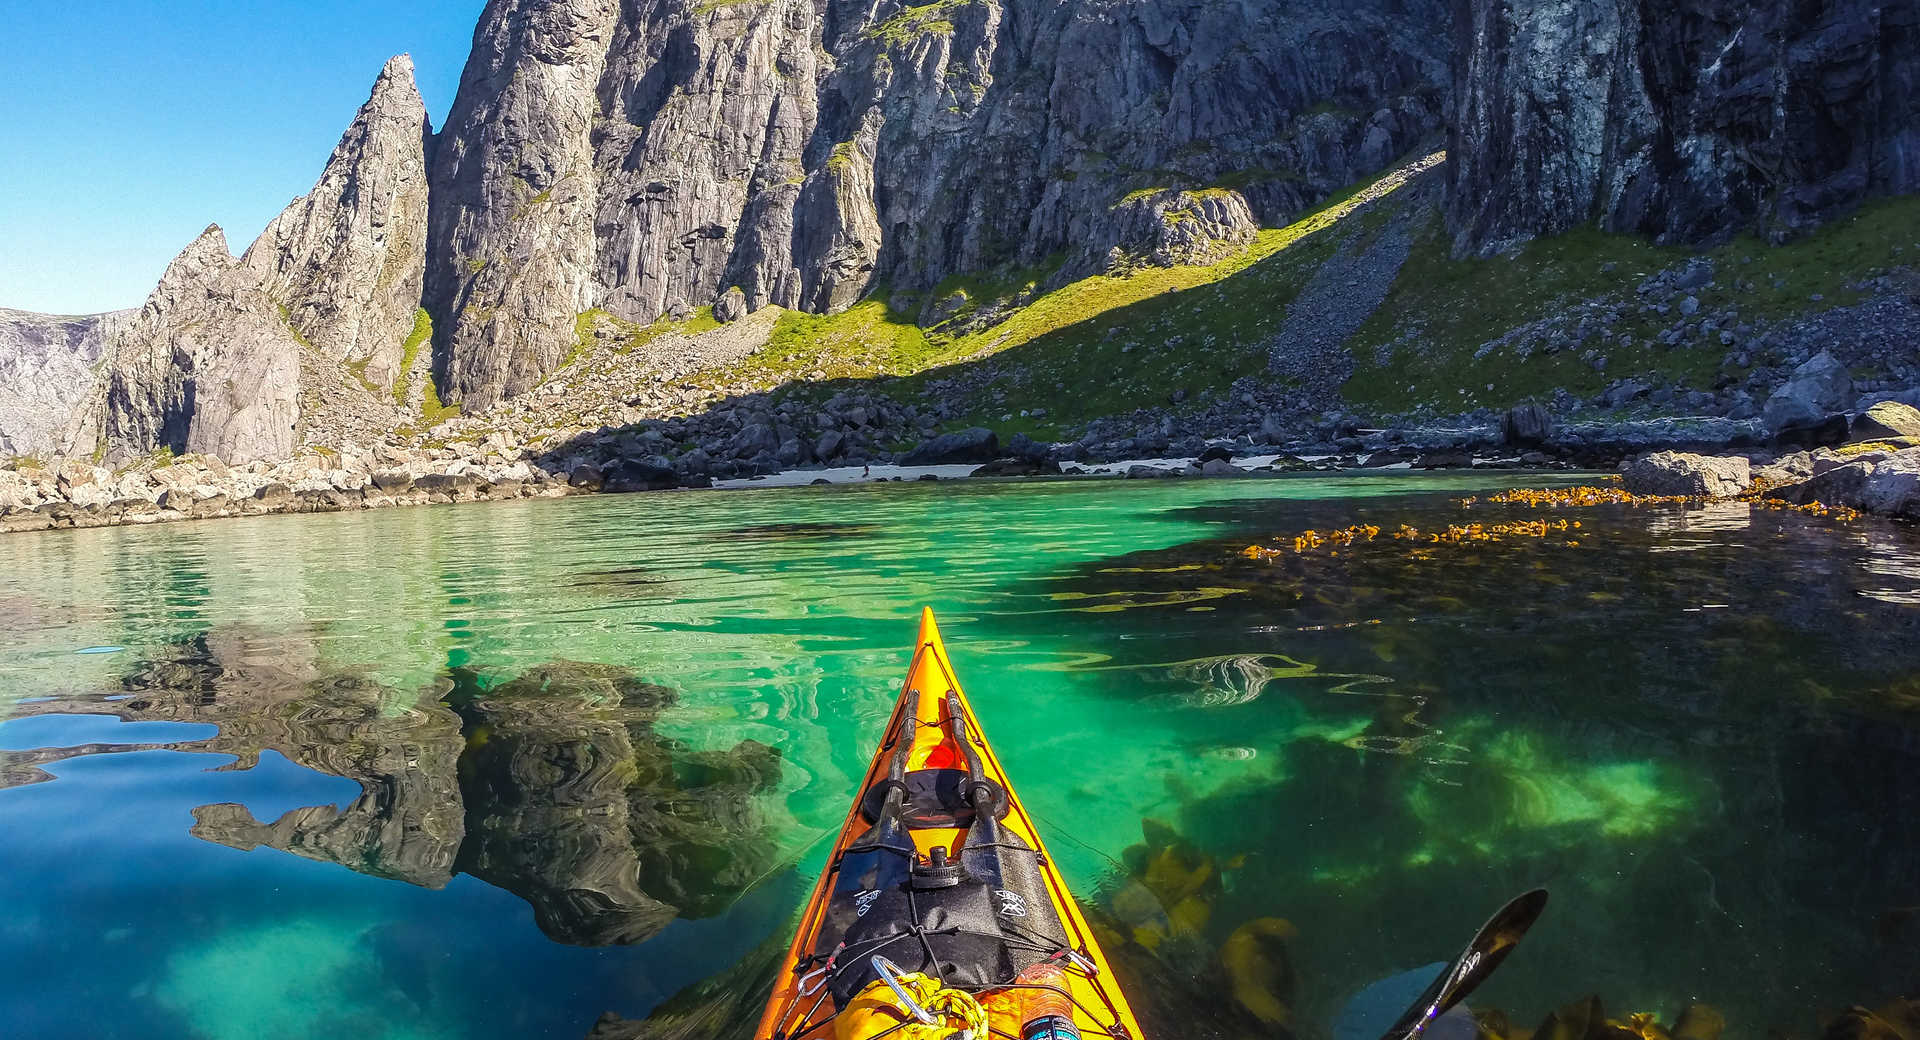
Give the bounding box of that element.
[1033,495,1920,1038]
[0,475,1915,1040]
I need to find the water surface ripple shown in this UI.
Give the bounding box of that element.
[1,476,1916,1039]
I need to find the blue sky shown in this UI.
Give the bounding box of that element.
[0,1,486,316]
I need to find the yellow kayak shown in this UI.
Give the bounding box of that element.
[757,608,1146,1040]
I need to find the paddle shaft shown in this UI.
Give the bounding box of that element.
[1377,888,1550,1040]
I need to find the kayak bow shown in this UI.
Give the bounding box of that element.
[757,609,1145,1040]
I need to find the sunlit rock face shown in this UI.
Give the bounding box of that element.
[241,55,434,394]
[1448,0,1920,255]
[98,57,434,463]
[0,308,131,459]
[103,227,305,465]
[425,0,1453,407]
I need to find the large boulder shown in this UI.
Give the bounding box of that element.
[813,430,845,462]
[604,456,678,492]
[1761,449,1920,517]
[1258,414,1290,445]
[1764,351,1854,432]
[567,463,605,491]
[67,482,114,511]
[1501,404,1553,447]
[1754,451,1815,486]
[1621,451,1750,498]
[901,428,998,466]
[1853,400,1920,441]
[1859,450,1920,517]
[1006,432,1052,464]
[1771,459,1875,508]
[1415,451,1472,469]
[713,286,748,323]
[729,422,779,461]
[371,469,414,493]
[1771,413,1852,449]
[970,458,1060,477]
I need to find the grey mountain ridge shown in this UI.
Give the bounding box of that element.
[3,0,1916,462]
[424,0,1454,407]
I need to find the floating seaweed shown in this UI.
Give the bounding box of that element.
[1243,519,1582,559]
[1461,485,1863,522]
[1241,481,1872,562]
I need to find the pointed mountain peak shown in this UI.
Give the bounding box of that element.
[141,225,238,318]
[368,54,426,115]
[187,224,231,256]
[169,225,235,274]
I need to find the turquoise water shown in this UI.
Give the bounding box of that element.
[1,476,1917,1039]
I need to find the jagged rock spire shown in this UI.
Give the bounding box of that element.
[105,225,303,464]
[243,54,433,392]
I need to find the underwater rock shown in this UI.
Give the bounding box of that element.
[1118,819,1225,946]
[1531,995,1608,1040]
[1485,997,1741,1040]
[584,929,791,1040]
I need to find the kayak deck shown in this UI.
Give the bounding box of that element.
[758,609,1144,1039]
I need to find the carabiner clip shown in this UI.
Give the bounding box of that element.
[872,956,939,1025]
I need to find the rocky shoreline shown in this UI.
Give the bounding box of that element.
[6,390,1915,535]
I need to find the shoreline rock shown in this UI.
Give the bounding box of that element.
[1621,452,1751,499]
[12,382,1920,534]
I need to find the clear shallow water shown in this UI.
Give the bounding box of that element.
[1,476,1917,1039]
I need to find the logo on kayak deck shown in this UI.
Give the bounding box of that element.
[855,889,882,917]
[995,890,1028,918]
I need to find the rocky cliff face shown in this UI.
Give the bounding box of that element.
[9,0,1917,458]
[75,59,434,464]
[0,307,130,459]
[242,55,434,393]
[427,0,1453,407]
[103,227,305,464]
[1449,0,1920,255]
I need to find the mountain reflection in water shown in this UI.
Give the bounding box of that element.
[3,632,784,948]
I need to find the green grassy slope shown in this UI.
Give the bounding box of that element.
[1344,195,1920,414]
[560,169,1916,439]
[663,162,1424,438]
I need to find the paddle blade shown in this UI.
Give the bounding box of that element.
[1378,888,1549,1040]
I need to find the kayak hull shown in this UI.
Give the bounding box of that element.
[757,609,1144,1040]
